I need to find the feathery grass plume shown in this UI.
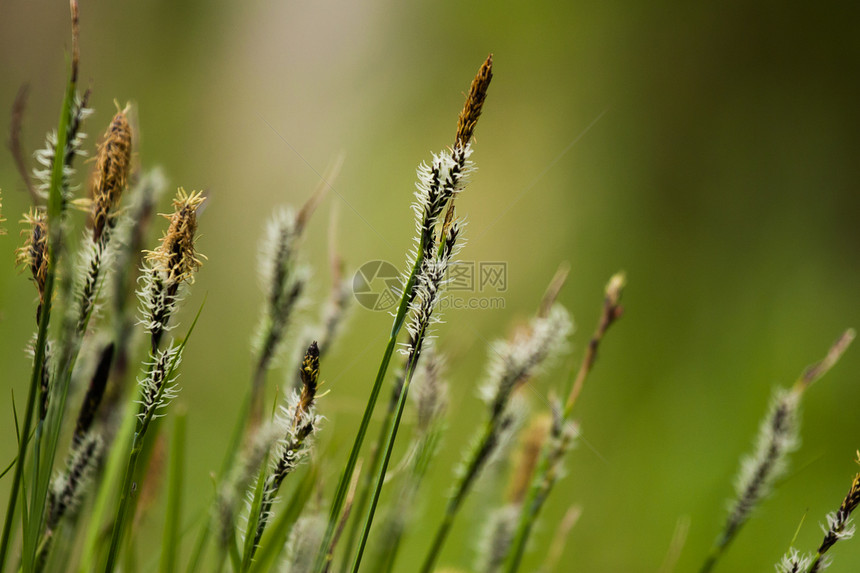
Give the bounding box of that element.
[32,90,92,205]
[17,208,50,323]
[420,300,572,573]
[776,548,813,573]
[138,188,205,353]
[806,456,860,572]
[502,274,625,573]
[104,191,205,573]
[90,106,132,242]
[281,513,326,573]
[73,106,133,333]
[251,207,311,424]
[107,169,166,401]
[136,344,183,423]
[700,329,855,573]
[477,505,520,573]
[244,342,322,565]
[315,57,492,572]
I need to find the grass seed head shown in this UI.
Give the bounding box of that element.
[17,208,49,320]
[91,106,132,241]
[456,54,493,147]
[146,188,205,284]
[298,341,321,415]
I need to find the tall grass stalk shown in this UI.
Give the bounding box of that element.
[420,295,573,573]
[0,4,81,570]
[312,54,492,572]
[160,411,186,573]
[501,272,625,573]
[700,328,855,573]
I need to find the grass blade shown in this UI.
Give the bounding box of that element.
[160,411,186,573]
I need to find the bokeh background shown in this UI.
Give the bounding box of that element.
[2,1,860,571]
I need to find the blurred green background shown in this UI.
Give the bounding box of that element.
[2,1,860,571]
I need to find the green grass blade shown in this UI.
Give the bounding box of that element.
[0,38,78,572]
[160,412,186,573]
[240,469,268,571]
[184,392,251,573]
[312,254,422,572]
[349,350,422,573]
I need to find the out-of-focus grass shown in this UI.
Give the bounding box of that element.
[1,1,860,571]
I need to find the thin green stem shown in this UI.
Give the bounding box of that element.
[185,393,250,573]
[103,428,144,573]
[160,412,186,573]
[338,376,400,572]
[0,41,77,573]
[502,442,555,573]
[312,253,422,572]
[349,346,423,573]
[420,420,495,573]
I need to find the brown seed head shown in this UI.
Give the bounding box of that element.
[91,107,132,241]
[455,54,493,147]
[298,341,321,415]
[16,208,49,302]
[146,188,205,284]
[839,472,860,517]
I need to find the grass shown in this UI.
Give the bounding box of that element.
[0,4,858,573]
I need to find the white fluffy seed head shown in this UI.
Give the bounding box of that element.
[32,93,92,201]
[732,388,799,515]
[280,513,326,573]
[258,208,299,295]
[476,504,521,573]
[136,344,182,423]
[775,548,813,573]
[480,304,573,413]
[822,511,856,541]
[136,263,183,335]
[411,349,448,432]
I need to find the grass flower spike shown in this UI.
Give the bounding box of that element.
[456,54,493,147]
[243,342,322,565]
[420,298,572,573]
[701,329,855,573]
[16,208,50,323]
[91,106,132,242]
[139,188,205,352]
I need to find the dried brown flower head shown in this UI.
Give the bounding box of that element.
[146,188,205,284]
[16,208,49,317]
[91,106,132,241]
[298,341,321,416]
[455,54,493,147]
